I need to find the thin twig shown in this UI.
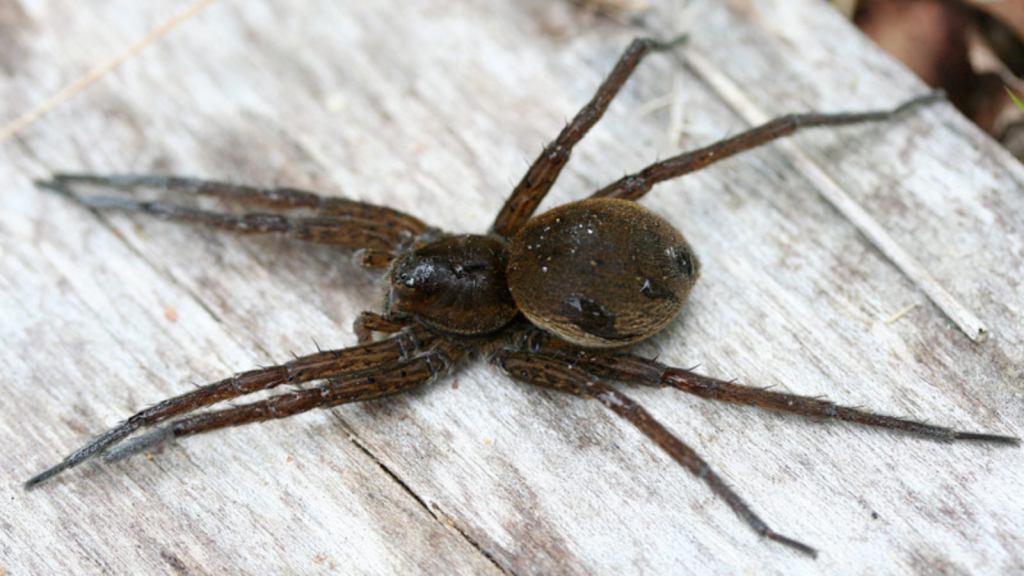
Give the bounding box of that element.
[0,0,223,144]
[633,93,674,118]
[883,303,918,325]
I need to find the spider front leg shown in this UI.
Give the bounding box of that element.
[592,91,945,200]
[490,348,818,558]
[491,35,688,237]
[36,177,434,267]
[24,327,437,488]
[45,173,431,235]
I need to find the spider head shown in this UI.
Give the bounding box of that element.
[507,198,700,348]
[386,234,519,335]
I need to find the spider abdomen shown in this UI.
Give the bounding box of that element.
[386,234,519,335]
[507,198,700,347]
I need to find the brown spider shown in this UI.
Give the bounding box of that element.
[26,37,1018,558]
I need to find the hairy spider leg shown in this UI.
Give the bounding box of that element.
[592,92,944,200]
[665,369,1019,444]
[531,344,1019,444]
[354,312,411,345]
[490,348,818,557]
[37,179,416,264]
[490,35,688,237]
[24,328,437,488]
[106,346,461,463]
[49,173,431,236]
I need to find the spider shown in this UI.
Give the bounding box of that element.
[25,36,1018,558]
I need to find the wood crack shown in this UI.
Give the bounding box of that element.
[336,418,514,576]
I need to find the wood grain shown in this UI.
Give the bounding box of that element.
[2,0,1022,574]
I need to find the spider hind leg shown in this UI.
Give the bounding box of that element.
[592,91,945,201]
[545,346,1019,445]
[490,347,818,557]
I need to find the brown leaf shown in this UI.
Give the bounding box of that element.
[968,0,1024,44]
[856,0,974,107]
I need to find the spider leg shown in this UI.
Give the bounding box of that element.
[24,327,437,488]
[106,345,460,462]
[491,35,688,237]
[592,91,944,201]
[46,173,431,236]
[354,312,410,344]
[37,179,414,257]
[490,348,817,558]
[539,346,1020,445]
[355,248,401,269]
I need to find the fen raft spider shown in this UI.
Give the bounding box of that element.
[26,36,1019,558]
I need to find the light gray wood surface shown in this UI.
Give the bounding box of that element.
[2,0,1022,574]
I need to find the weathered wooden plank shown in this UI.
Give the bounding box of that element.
[2,0,1022,574]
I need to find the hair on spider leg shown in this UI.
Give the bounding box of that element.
[26,36,1018,558]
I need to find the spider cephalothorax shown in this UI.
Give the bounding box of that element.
[26,36,1017,558]
[387,233,517,336]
